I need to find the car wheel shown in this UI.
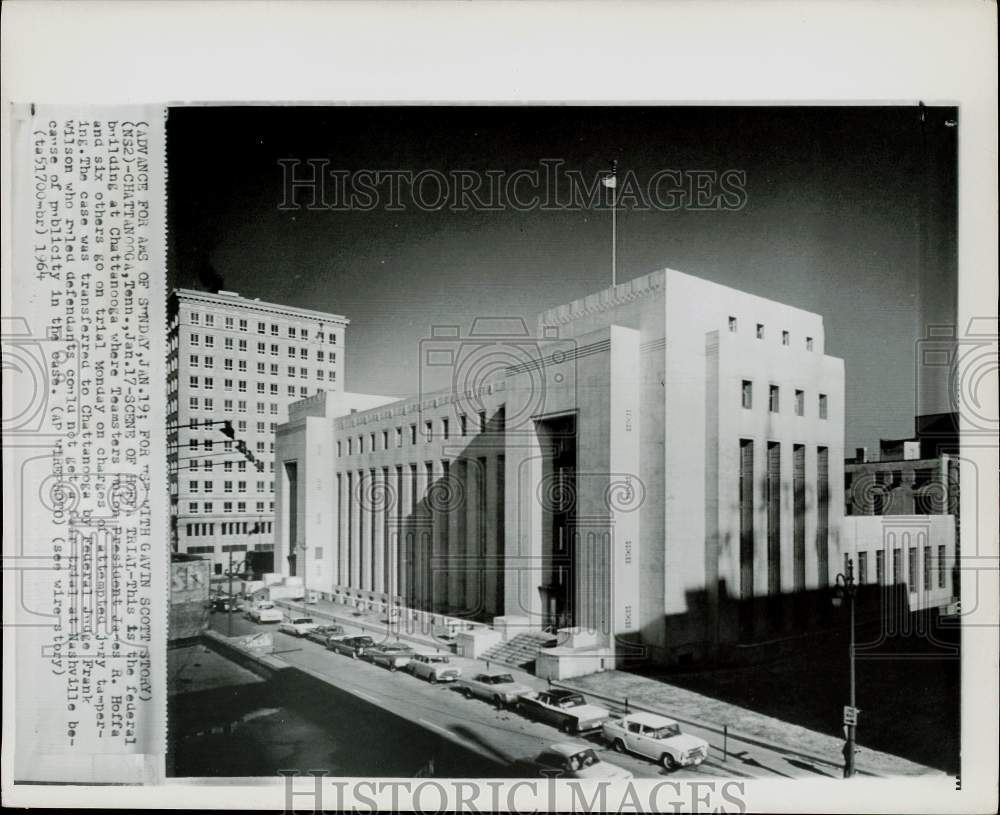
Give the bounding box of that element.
[613,739,626,753]
[661,753,678,771]
[351,651,358,660]
[463,688,474,699]
[429,675,437,684]
[389,665,397,672]
[494,695,505,710]
[560,720,573,734]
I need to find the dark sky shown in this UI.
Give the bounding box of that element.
[166,106,957,454]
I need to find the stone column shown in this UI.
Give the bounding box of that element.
[360,470,372,591]
[373,467,386,595]
[397,464,412,606]
[388,465,401,601]
[348,471,360,589]
[447,459,466,615]
[415,461,430,611]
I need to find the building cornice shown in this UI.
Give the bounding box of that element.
[171,288,350,325]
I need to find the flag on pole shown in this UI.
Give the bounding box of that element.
[601,174,617,189]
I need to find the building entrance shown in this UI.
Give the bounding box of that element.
[536,414,576,632]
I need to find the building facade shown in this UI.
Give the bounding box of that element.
[275,269,847,671]
[167,289,349,572]
[842,437,959,613]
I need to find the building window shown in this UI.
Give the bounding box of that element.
[806,336,814,351]
[347,438,353,455]
[819,393,828,419]
[769,385,779,413]
[937,545,946,588]
[425,420,433,442]
[204,335,214,348]
[239,319,248,332]
[858,551,868,584]
[409,424,417,445]
[756,323,765,339]
[479,411,487,432]
[288,326,297,338]
[459,415,468,436]
[782,330,790,346]
[395,427,403,448]
[442,417,449,440]
[728,316,737,333]
[188,480,199,493]
[795,389,804,416]
[381,430,388,450]
[817,446,829,586]
[190,333,200,346]
[922,545,932,591]
[337,441,342,457]
[766,442,781,596]
[189,376,199,389]
[190,354,199,367]
[271,323,278,336]
[793,444,806,590]
[369,433,376,451]
[739,439,754,603]
[189,502,199,514]
[225,337,234,350]
[892,547,902,584]
[204,314,214,326]
[190,312,200,324]
[876,549,885,584]
[741,380,753,409]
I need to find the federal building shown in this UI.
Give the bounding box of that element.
[274,268,850,674]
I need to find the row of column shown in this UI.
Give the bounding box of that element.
[334,455,505,620]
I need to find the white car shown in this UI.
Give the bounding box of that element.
[407,654,462,683]
[277,616,322,637]
[246,601,283,623]
[602,712,709,770]
[457,672,533,708]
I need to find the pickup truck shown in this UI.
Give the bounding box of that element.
[510,743,633,780]
[457,672,532,708]
[246,601,283,624]
[304,624,346,646]
[601,712,709,770]
[363,643,415,671]
[326,635,375,659]
[406,654,462,684]
[277,616,322,637]
[514,689,612,734]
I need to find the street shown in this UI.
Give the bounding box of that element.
[210,611,858,780]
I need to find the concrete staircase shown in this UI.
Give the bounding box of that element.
[480,631,558,671]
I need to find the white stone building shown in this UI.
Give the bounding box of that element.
[274,269,847,673]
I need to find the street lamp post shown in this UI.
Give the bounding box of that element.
[832,557,858,778]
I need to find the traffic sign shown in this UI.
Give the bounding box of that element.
[843,706,860,726]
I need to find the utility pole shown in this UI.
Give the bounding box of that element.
[833,557,858,778]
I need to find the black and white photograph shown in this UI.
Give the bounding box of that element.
[1,2,996,813]
[165,104,961,783]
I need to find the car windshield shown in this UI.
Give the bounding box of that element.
[569,749,600,770]
[429,656,448,663]
[650,724,681,739]
[293,618,313,624]
[490,674,514,684]
[354,637,374,646]
[557,694,586,708]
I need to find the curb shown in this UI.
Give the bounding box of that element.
[551,679,889,778]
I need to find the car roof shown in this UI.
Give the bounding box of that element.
[627,712,677,727]
[547,689,581,699]
[548,742,592,756]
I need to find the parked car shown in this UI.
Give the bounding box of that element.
[211,594,239,612]
[277,616,322,637]
[246,601,283,623]
[407,653,462,684]
[510,743,633,780]
[457,672,533,708]
[304,624,346,645]
[363,643,415,671]
[515,689,612,734]
[326,635,375,659]
[601,712,709,770]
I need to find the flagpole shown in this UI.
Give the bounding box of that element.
[611,160,617,287]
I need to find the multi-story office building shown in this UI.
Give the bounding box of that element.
[167,288,350,573]
[275,268,847,674]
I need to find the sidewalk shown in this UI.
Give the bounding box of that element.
[560,670,940,778]
[271,597,940,777]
